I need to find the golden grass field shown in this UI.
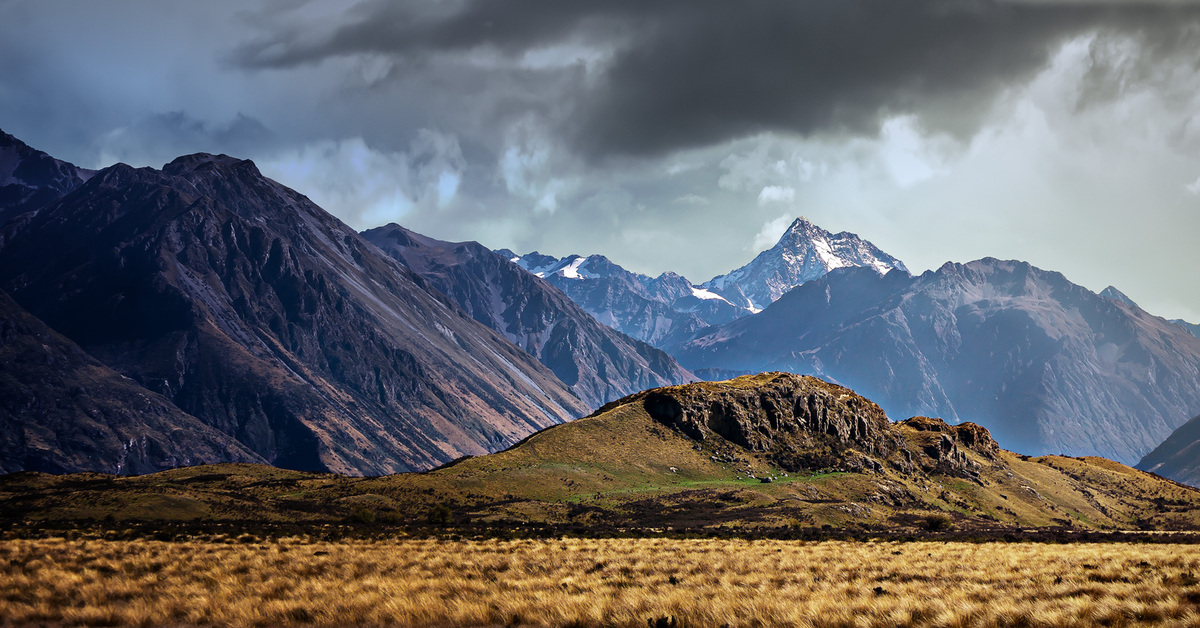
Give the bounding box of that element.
[3,535,1200,627]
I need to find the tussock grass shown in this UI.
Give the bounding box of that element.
[2,536,1199,626]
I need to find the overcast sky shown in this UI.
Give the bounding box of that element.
[4,1,1200,320]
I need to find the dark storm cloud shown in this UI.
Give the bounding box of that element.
[232,0,633,67]
[230,0,1200,160]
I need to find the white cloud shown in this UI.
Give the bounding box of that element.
[753,214,795,250]
[1186,176,1200,195]
[673,194,710,205]
[877,115,950,188]
[667,162,700,176]
[499,117,578,213]
[757,185,795,205]
[259,130,465,229]
[718,137,826,192]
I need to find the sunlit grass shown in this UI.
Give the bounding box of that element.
[2,536,1199,626]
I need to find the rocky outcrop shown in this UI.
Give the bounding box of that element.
[896,416,999,479]
[627,372,1000,478]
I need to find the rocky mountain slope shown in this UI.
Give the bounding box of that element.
[702,217,908,311]
[0,142,588,475]
[672,260,1200,465]
[0,130,94,227]
[1138,414,1200,487]
[6,373,1198,532]
[362,224,693,408]
[0,289,264,474]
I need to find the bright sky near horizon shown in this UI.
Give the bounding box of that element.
[4,0,1200,320]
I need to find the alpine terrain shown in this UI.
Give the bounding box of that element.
[0,288,265,474]
[0,130,95,227]
[5,373,1198,533]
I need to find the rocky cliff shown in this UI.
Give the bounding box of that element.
[621,372,999,479]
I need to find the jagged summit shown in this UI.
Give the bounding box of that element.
[1100,285,1139,308]
[499,216,905,347]
[703,217,909,311]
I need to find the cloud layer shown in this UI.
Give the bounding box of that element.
[3,0,1200,319]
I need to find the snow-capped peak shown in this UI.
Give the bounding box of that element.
[702,217,908,310]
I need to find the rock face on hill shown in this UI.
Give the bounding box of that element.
[624,372,999,479]
[0,146,587,475]
[673,260,1200,465]
[362,224,693,409]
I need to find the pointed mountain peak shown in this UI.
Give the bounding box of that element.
[783,215,824,236]
[1100,285,1139,308]
[703,217,908,310]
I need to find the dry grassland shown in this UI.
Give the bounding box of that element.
[2,536,1200,627]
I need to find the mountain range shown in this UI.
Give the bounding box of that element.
[3,128,1200,491]
[499,217,904,349]
[701,217,908,311]
[0,130,94,227]
[0,133,629,475]
[670,260,1200,465]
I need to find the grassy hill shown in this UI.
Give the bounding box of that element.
[2,373,1198,533]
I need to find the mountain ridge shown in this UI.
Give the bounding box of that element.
[702,217,909,311]
[0,142,589,475]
